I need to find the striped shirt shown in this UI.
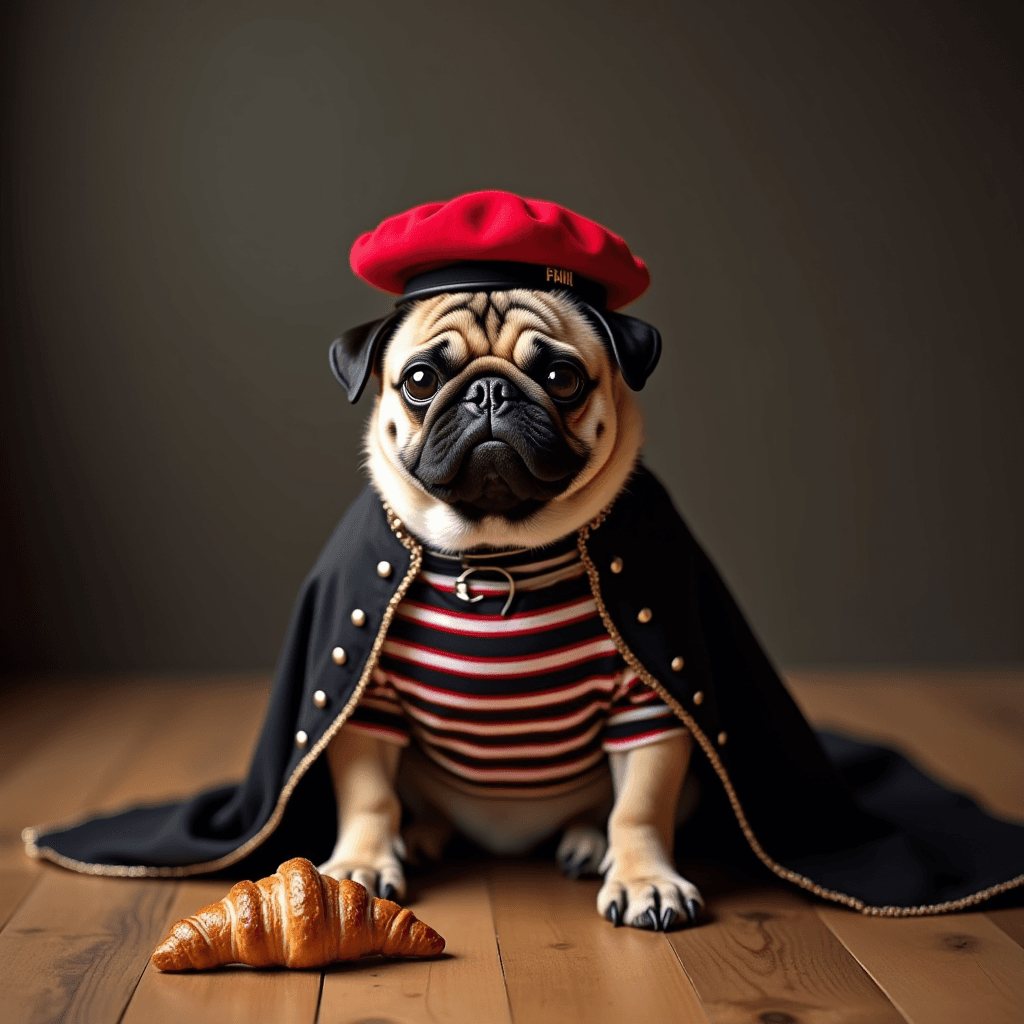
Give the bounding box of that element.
[347,534,685,794]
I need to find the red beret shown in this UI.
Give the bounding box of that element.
[349,191,650,310]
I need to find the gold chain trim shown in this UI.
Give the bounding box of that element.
[23,507,423,879]
[576,520,1024,917]
[24,500,1023,913]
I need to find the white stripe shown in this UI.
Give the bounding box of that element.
[606,704,674,726]
[400,696,609,735]
[603,726,687,752]
[383,636,617,678]
[386,671,618,710]
[424,746,606,783]
[396,596,597,635]
[415,720,603,759]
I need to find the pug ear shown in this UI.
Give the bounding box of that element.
[581,305,662,391]
[328,310,404,404]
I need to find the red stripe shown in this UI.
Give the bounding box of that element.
[345,721,410,745]
[400,697,611,736]
[382,635,617,678]
[394,597,598,638]
[382,668,619,708]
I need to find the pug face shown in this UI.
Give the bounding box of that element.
[364,290,644,552]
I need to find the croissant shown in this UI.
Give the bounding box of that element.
[151,857,445,970]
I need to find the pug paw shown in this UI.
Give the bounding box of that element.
[596,865,703,930]
[317,853,406,902]
[556,825,607,879]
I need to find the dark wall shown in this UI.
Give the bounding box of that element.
[2,0,1021,674]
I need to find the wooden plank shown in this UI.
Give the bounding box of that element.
[86,674,269,813]
[490,860,707,1024]
[987,907,1024,949]
[786,671,1024,820]
[0,680,168,868]
[819,908,1024,1024]
[318,863,510,1024]
[0,868,40,930]
[0,678,171,937]
[122,880,321,1024]
[0,872,179,1024]
[666,886,904,1024]
[0,676,273,1023]
[0,677,108,781]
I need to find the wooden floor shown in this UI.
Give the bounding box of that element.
[1,670,1023,1024]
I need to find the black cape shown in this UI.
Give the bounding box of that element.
[25,467,1024,914]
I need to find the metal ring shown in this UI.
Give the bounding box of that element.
[454,566,516,617]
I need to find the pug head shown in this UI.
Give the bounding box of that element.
[334,289,655,552]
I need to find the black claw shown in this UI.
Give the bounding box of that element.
[380,882,397,901]
[661,907,678,931]
[635,909,656,930]
[685,898,700,922]
[606,902,622,927]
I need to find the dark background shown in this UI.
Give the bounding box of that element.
[2,0,1021,676]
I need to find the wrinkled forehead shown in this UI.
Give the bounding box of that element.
[384,289,607,372]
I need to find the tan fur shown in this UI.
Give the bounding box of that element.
[322,289,705,928]
[364,290,644,552]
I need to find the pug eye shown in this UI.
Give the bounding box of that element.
[402,366,440,403]
[544,363,584,403]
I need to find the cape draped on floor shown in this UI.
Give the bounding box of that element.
[25,467,1024,914]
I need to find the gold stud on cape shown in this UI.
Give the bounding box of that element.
[693,691,704,705]
[717,731,728,746]
[313,690,327,708]
[377,560,392,578]
[671,656,684,672]
[637,607,653,623]
[351,609,367,627]
[295,730,309,748]
[332,647,347,665]
[610,557,623,574]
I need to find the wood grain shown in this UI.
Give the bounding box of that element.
[122,880,321,1024]
[0,678,110,782]
[490,860,707,1024]
[0,872,179,1024]
[667,887,904,1024]
[1,672,1020,1024]
[86,675,268,813]
[819,908,1024,1024]
[0,679,169,933]
[318,864,511,1024]
[0,868,40,930]
[0,681,167,869]
[0,675,273,1020]
[987,907,1024,949]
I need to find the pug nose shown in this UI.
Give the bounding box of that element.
[465,376,520,412]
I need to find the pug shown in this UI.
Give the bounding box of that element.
[317,288,704,930]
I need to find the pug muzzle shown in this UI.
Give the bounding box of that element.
[407,362,587,521]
